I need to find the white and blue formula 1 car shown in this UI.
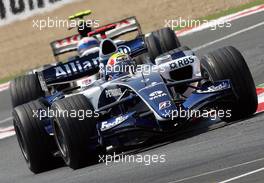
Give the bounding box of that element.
[13,33,257,173]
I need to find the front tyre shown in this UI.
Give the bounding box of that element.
[13,100,60,173]
[201,46,258,121]
[51,94,101,169]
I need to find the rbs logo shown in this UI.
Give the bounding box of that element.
[169,56,195,70]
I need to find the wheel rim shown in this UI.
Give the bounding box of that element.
[14,123,29,162]
[53,119,68,159]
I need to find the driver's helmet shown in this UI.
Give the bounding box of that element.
[77,37,99,57]
[104,52,136,80]
[78,21,92,37]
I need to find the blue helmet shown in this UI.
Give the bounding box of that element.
[77,37,99,57]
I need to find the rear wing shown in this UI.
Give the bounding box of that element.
[50,16,142,60]
[50,34,81,59]
[103,16,142,39]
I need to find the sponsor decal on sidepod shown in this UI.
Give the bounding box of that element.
[101,115,129,131]
[149,91,167,100]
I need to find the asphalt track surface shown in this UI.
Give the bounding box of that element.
[0,11,264,183]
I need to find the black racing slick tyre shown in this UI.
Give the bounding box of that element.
[13,100,59,173]
[10,74,44,107]
[51,94,101,169]
[200,46,258,121]
[145,27,181,62]
[153,27,181,53]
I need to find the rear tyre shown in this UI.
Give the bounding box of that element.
[145,27,181,63]
[153,27,181,53]
[13,100,60,173]
[200,46,257,121]
[145,33,162,62]
[51,94,101,169]
[10,74,44,107]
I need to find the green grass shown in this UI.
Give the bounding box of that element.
[201,0,264,21]
[0,75,16,84]
[175,0,264,30]
[0,70,27,84]
[258,83,264,88]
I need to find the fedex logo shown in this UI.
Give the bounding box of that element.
[100,115,129,131]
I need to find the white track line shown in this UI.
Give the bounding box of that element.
[169,157,264,183]
[0,116,13,124]
[0,131,16,140]
[193,21,264,51]
[0,82,9,92]
[219,167,264,183]
[0,117,14,140]
[258,93,264,104]
[176,5,264,36]
[0,126,15,140]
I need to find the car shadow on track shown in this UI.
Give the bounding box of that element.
[35,113,263,174]
[125,113,263,155]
